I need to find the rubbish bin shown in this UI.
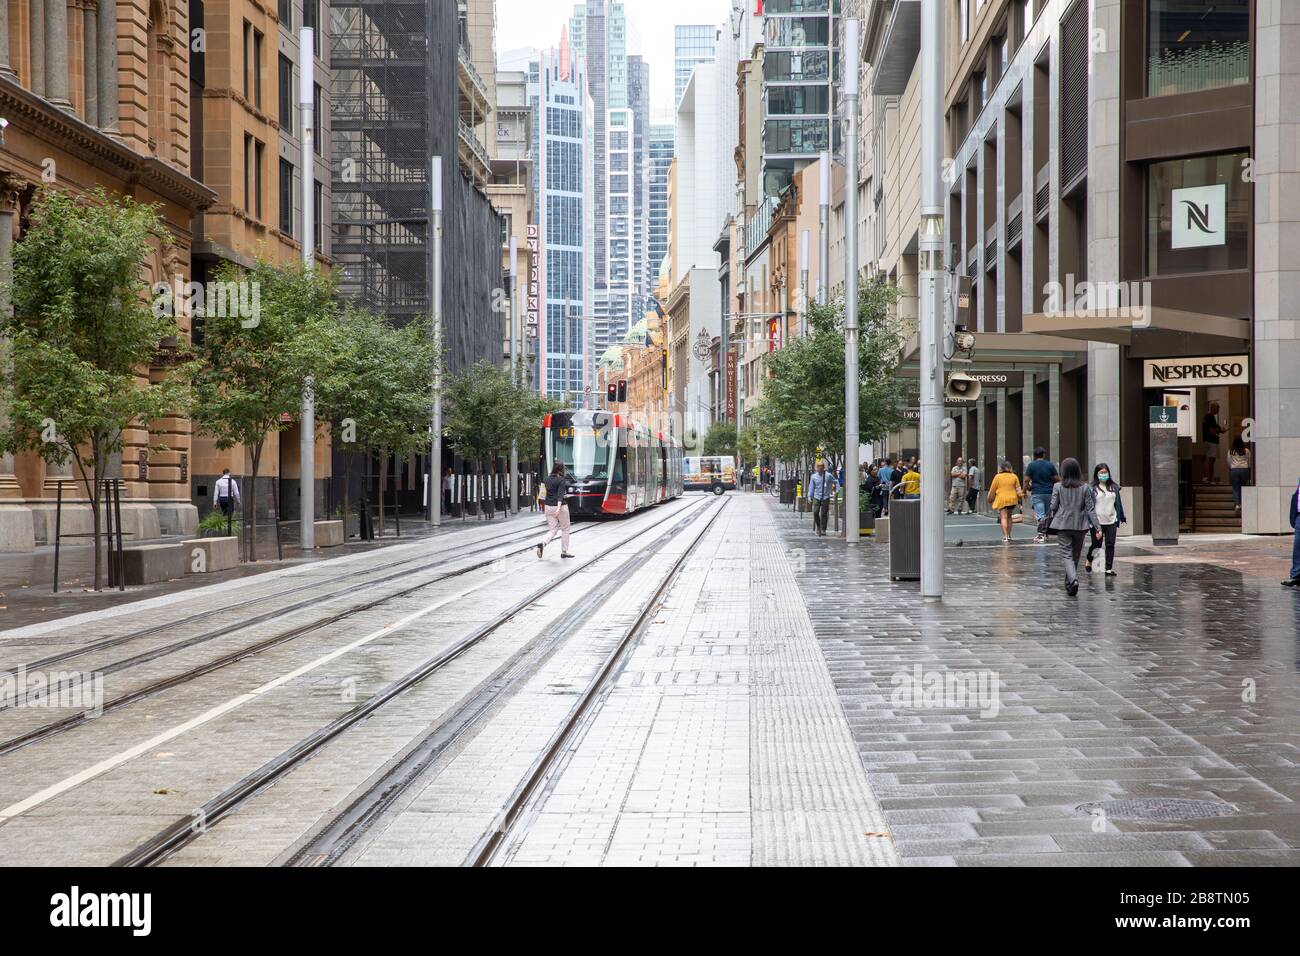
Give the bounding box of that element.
[779,478,795,504]
[889,497,921,580]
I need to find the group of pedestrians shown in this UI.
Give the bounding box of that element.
[944,458,983,515]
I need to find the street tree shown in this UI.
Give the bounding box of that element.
[701,420,738,458]
[314,307,437,537]
[0,187,190,591]
[754,277,912,477]
[189,259,337,560]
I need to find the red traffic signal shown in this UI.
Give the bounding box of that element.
[607,382,618,403]
[617,380,628,403]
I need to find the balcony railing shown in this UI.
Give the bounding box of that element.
[458,118,491,176]
[458,41,491,107]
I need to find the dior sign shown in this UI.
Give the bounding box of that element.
[1143,356,1248,389]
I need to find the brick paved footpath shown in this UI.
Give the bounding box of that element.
[772,497,1300,866]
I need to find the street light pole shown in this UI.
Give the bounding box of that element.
[430,155,444,527]
[299,27,316,553]
[919,0,946,599]
[843,17,861,546]
[800,228,810,338]
[819,150,830,303]
[508,235,519,515]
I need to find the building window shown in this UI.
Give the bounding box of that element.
[279,159,294,236]
[1148,0,1249,97]
[242,21,252,101]
[243,133,253,212]
[277,0,290,27]
[1146,152,1249,276]
[245,136,264,219]
[278,54,293,132]
[314,179,324,251]
[304,0,318,32]
[253,29,263,109]
[313,83,322,155]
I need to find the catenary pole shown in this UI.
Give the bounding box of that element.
[509,235,519,515]
[430,156,444,527]
[299,27,316,553]
[819,150,830,303]
[919,0,946,599]
[843,17,861,545]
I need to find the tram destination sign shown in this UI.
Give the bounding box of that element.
[1143,355,1248,388]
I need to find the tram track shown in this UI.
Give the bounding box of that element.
[467,496,729,866]
[0,503,696,759]
[0,516,555,679]
[285,496,727,866]
[0,515,597,714]
[108,496,716,867]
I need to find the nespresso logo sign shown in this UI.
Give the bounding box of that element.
[1143,356,1248,388]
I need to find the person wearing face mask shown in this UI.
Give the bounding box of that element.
[1085,463,1125,576]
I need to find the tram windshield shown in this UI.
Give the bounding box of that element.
[552,425,614,480]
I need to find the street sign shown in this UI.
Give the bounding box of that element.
[1149,405,1179,428]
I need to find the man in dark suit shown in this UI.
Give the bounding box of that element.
[1285,479,1300,589]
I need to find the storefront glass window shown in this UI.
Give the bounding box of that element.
[1146,152,1249,276]
[1148,0,1249,97]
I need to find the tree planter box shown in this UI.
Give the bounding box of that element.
[314,520,344,548]
[116,543,187,586]
[182,537,239,573]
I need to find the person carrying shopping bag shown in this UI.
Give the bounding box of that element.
[1085,463,1125,576]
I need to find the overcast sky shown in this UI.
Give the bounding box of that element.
[496,0,730,122]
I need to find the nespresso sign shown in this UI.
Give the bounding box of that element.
[946,370,1025,388]
[1143,355,1248,388]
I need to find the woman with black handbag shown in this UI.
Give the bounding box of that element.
[1047,458,1101,596]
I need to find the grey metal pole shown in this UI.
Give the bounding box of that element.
[431,156,444,528]
[299,27,316,553]
[800,228,810,338]
[843,17,860,545]
[819,151,830,303]
[509,235,519,514]
[919,0,946,599]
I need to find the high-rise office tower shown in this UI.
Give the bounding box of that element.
[529,29,591,405]
[648,124,674,290]
[674,24,717,107]
[570,2,649,356]
[761,0,838,197]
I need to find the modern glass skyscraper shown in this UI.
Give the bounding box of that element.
[674,24,717,106]
[648,124,674,287]
[571,1,651,357]
[761,0,838,197]
[530,30,590,404]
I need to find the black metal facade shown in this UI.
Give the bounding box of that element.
[331,0,502,374]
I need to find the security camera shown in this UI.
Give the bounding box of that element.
[946,372,982,402]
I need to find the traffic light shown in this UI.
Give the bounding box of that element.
[661,350,668,391]
[617,380,628,403]
[606,382,618,404]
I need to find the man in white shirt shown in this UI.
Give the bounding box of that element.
[214,469,240,518]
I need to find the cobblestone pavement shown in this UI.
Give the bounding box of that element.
[772,496,1300,866]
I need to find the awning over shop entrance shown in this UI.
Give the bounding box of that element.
[1022,307,1250,348]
